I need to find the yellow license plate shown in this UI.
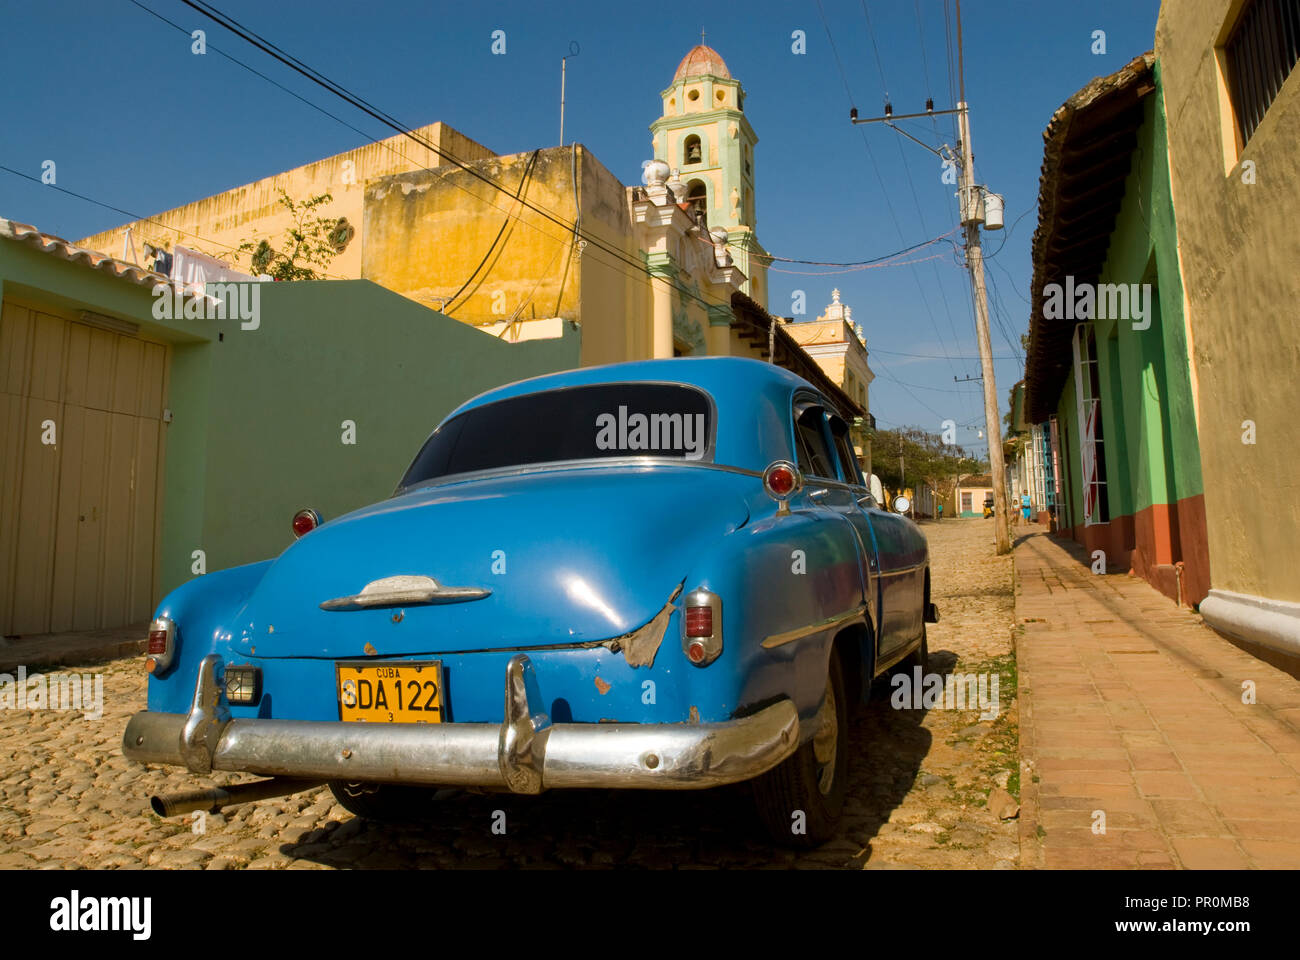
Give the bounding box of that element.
[336,661,444,723]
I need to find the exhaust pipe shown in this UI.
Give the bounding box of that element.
[150,777,324,818]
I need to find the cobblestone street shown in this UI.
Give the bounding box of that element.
[0,518,1017,870]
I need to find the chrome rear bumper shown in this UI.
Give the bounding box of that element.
[122,653,799,792]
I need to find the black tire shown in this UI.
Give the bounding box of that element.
[327,781,443,822]
[752,646,849,848]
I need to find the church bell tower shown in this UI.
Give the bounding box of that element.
[650,43,768,307]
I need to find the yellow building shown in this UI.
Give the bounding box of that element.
[78,122,496,282]
[783,290,875,470]
[74,45,859,412]
[1156,0,1300,659]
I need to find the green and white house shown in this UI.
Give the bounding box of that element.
[1023,53,1208,609]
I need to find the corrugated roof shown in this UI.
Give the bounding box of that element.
[1023,52,1156,422]
[0,217,166,289]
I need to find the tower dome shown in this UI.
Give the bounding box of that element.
[673,44,731,81]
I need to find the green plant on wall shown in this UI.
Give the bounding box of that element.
[237,189,353,281]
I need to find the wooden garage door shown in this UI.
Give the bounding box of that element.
[0,301,168,636]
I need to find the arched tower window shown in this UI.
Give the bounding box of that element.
[686,180,707,219]
[684,134,702,165]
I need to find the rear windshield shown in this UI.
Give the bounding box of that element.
[399,382,714,488]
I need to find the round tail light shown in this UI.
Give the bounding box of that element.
[292,508,322,538]
[762,460,803,508]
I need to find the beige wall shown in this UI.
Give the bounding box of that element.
[77,123,495,279]
[1156,0,1300,602]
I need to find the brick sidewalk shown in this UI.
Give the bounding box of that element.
[1015,530,1300,869]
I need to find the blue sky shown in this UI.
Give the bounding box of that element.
[2,0,1162,455]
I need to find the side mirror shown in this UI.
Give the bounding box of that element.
[892,495,910,514]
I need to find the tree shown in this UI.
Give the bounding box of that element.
[237,189,353,281]
[870,427,988,498]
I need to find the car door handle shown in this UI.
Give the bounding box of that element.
[808,488,829,501]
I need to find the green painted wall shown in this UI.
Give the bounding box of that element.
[1,240,579,612]
[1056,374,1082,530]
[1050,63,1202,528]
[1092,65,1202,518]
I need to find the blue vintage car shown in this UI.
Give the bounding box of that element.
[124,357,936,846]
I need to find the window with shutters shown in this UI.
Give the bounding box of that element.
[1223,0,1300,146]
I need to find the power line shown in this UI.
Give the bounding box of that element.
[816,0,969,421]
[753,227,958,266]
[859,0,892,106]
[870,346,1018,360]
[989,254,1031,306]
[0,162,352,280]
[171,0,740,324]
[984,264,1027,364]
[123,0,742,328]
[853,1,972,406]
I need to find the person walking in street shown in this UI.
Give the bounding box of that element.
[1021,492,1033,525]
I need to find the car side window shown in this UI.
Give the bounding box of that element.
[827,415,863,486]
[793,402,837,480]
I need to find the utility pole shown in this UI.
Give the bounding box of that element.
[848,0,1011,554]
[954,0,1011,554]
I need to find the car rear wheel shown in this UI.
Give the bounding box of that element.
[328,781,444,822]
[751,646,849,848]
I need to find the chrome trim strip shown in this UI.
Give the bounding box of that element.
[396,457,763,497]
[123,654,799,792]
[877,562,927,578]
[321,574,491,611]
[762,605,867,649]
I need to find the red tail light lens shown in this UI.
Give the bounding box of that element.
[145,616,176,674]
[292,508,321,539]
[685,607,713,637]
[762,460,803,505]
[767,466,796,496]
[681,588,722,666]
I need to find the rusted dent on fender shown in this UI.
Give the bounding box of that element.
[603,582,684,668]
